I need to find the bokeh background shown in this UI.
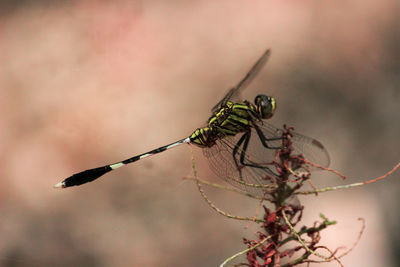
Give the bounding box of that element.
[1,1,399,266]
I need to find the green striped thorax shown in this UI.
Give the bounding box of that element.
[190,94,276,147]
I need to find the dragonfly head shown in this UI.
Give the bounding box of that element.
[254,94,276,119]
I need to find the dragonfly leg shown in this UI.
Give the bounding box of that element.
[239,131,268,168]
[232,132,248,179]
[233,131,278,180]
[254,124,283,149]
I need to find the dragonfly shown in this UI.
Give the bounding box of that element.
[55,49,330,197]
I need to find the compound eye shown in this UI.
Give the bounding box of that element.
[254,94,275,119]
[254,94,266,106]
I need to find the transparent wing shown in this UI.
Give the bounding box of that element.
[203,134,278,199]
[255,123,331,169]
[211,49,271,113]
[202,122,330,197]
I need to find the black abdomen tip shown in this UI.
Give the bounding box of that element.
[62,165,113,187]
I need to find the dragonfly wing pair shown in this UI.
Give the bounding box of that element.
[202,123,330,198]
[211,49,271,113]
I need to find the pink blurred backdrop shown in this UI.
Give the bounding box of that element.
[1,1,399,266]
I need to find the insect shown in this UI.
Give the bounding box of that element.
[55,49,330,197]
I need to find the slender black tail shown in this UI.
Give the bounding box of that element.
[54,137,190,189]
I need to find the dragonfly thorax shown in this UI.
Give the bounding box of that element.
[190,100,265,148]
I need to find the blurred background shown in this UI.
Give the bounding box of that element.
[1,0,399,266]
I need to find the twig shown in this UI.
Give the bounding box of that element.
[303,159,346,180]
[281,209,344,267]
[296,162,400,195]
[280,220,335,246]
[337,218,365,258]
[245,195,265,229]
[219,236,272,267]
[189,146,265,223]
[305,217,366,264]
[182,176,262,200]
